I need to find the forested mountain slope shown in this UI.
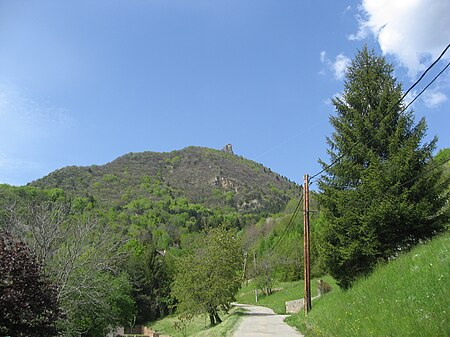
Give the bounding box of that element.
[29,146,300,213]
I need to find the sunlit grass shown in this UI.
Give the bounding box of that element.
[147,306,244,337]
[286,232,450,336]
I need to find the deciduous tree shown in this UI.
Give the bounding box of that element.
[172,226,243,325]
[5,191,136,336]
[0,231,61,336]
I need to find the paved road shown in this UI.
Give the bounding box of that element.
[232,303,303,337]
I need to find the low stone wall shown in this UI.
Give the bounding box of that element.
[285,280,332,314]
[285,299,304,314]
[108,325,168,337]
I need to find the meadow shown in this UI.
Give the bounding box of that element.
[286,233,450,336]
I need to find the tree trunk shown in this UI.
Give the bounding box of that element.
[214,312,222,324]
[209,312,215,326]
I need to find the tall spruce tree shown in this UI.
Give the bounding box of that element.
[318,47,448,289]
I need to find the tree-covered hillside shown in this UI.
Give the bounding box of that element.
[29,146,300,214]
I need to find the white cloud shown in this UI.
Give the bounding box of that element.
[350,0,450,78]
[319,51,351,80]
[323,97,332,106]
[423,90,447,108]
[323,92,344,106]
[333,54,351,80]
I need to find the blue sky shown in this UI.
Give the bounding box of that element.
[0,0,449,186]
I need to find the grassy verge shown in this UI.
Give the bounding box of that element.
[286,232,450,336]
[236,276,336,314]
[148,306,244,337]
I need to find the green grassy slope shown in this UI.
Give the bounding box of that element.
[286,232,450,336]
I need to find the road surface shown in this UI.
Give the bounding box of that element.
[232,303,303,337]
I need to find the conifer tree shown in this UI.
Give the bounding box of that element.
[318,47,448,289]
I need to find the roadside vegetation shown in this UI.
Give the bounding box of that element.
[286,232,450,336]
[236,277,335,314]
[148,306,244,337]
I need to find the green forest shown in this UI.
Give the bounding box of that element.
[1,47,449,337]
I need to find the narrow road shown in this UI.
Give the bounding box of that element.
[232,303,303,337]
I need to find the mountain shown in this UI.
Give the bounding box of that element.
[29,146,300,214]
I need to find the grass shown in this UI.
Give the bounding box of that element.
[286,232,450,336]
[149,233,449,336]
[147,306,244,337]
[236,276,336,314]
[147,276,332,336]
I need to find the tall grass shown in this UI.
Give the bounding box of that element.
[286,233,450,336]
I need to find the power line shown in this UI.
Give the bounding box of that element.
[267,194,303,255]
[258,47,450,266]
[310,44,450,182]
[401,44,450,102]
[403,61,450,111]
[397,157,450,189]
[309,60,450,188]
[311,151,450,193]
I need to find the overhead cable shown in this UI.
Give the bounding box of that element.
[310,44,450,182]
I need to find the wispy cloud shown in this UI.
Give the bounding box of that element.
[0,152,41,186]
[333,54,351,80]
[403,90,417,108]
[423,91,447,108]
[0,82,72,185]
[320,51,327,63]
[343,5,352,15]
[0,83,72,138]
[323,92,344,107]
[320,51,351,80]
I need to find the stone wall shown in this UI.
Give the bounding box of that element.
[108,325,169,337]
[285,298,305,314]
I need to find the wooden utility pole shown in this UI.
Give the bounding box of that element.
[303,174,312,314]
[253,251,258,303]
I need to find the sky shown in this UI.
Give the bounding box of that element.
[0,0,449,187]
